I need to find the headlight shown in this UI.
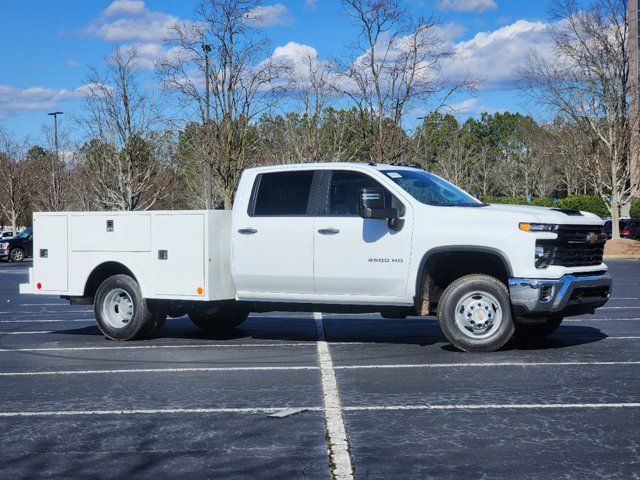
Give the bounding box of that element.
[519,223,558,232]
[0,242,8,249]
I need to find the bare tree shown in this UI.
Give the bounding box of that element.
[0,129,31,233]
[25,125,71,212]
[78,47,165,211]
[285,51,334,162]
[519,0,633,237]
[339,0,472,163]
[158,0,287,209]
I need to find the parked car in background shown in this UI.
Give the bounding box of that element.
[0,227,33,262]
[604,219,640,239]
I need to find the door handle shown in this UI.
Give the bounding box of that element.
[318,228,340,235]
[238,228,258,235]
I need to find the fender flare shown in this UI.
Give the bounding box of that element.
[414,245,513,300]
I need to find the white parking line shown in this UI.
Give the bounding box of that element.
[315,312,354,480]
[0,330,55,335]
[3,402,640,419]
[565,317,640,322]
[0,406,324,418]
[0,318,94,324]
[343,403,640,412]
[333,360,640,370]
[15,303,78,307]
[4,360,638,377]
[599,306,640,310]
[0,342,336,353]
[0,310,93,315]
[0,366,318,377]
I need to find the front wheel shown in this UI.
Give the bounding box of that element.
[189,303,249,333]
[514,317,563,340]
[437,274,515,352]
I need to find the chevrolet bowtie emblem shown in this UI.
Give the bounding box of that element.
[585,232,598,244]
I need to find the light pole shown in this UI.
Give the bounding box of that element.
[47,111,63,162]
[47,111,63,211]
[202,44,213,210]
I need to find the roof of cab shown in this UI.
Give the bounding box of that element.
[245,162,423,174]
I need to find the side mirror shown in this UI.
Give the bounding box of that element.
[359,187,401,230]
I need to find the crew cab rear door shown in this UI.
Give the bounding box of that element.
[232,170,318,298]
[313,170,413,300]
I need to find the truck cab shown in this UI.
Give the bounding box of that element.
[20,163,611,352]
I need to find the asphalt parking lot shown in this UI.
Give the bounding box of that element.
[0,259,639,479]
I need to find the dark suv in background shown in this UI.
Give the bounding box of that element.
[604,219,640,240]
[0,227,33,262]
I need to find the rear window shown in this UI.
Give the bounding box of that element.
[251,171,314,216]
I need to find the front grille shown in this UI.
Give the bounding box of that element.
[546,225,606,268]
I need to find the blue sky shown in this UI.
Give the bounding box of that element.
[0,0,556,141]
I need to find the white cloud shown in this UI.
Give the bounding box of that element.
[86,0,178,42]
[445,97,499,115]
[120,42,187,70]
[438,0,498,13]
[272,41,318,64]
[245,4,292,27]
[304,0,317,11]
[66,60,79,68]
[103,0,146,16]
[0,85,89,118]
[442,19,553,90]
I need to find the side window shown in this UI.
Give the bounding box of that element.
[328,171,391,216]
[251,171,315,216]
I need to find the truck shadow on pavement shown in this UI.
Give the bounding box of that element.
[50,316,608,350]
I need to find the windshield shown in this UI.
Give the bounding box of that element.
[381,170,483,207]
[16,228,31,239]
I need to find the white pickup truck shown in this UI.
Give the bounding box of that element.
[20,163,611,352]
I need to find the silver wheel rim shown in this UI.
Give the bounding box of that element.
[101,288,134,329]
[454,291,503,339]
[12,250,23,261]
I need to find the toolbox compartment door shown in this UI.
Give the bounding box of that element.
[152,214,205,296]
[70,214,151,252]
[33,215,68,292]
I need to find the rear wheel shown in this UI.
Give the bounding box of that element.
[189,303,248,333]
[10,248,25,262]
[514,317,563,340]
[94,274,163,340]
[437,274,514,352]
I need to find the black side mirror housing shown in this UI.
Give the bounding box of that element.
[359,187,401,231]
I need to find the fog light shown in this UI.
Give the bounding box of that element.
[535,242,553,269]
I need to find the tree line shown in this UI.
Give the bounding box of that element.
[0,0,637,238]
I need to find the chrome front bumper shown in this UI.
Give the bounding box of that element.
[509,272,612,317]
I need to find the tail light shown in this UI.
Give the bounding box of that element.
[622,228,631,236]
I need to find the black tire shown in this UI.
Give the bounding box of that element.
[10,248,25,263]
[188,303,249,332]
[94,274,159,341]
[514,317,563,340]
[141,300,168,338]
[437,274,515,352]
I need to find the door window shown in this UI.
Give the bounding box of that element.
[327,171,391,216]
[251,171,315,216]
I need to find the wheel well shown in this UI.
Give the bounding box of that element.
[83,262,137,300]
[416,248,511,313]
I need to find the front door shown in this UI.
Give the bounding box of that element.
[232,170,317,299]
[313,170,413,300]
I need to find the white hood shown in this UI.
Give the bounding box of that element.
[481,204,604,225]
